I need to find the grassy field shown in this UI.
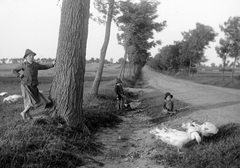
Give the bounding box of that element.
[170,68,240,90]
[0,63,240,167]
[0,63,121,77]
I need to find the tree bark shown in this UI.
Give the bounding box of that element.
[118,58,126,80]
[49,0,90,127]
[118,48,127,80]
[90,0,115,97]
[188,60,191,76]
[222,60,225,81]
[121,45,128,80]
[231,56,237,83]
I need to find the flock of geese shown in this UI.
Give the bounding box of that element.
[150,121,219,153]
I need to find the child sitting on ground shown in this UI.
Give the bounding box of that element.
[162,92,176,115]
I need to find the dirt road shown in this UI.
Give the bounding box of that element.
[144,67,240,126]
[88,67,240,168]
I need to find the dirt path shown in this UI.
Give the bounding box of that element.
[86,67,240,168]
[91,111,163,168]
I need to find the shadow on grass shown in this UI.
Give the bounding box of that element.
[135,89,191,127]
[153,123,240,168]
[144,99,240,127]
[0,116,105,168]
[84,106,123,134]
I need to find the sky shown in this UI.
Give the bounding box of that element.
[0,0,239,66]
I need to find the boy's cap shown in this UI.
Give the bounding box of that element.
[23,49,36,59]
[164,92,173,99]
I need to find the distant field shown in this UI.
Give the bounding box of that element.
[0,63,122,77]
[196,68,240,78]
[0,63,124,96]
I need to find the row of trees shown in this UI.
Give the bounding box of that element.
[215,16,240,81]
[0,58,55,64]
[149,16,240,81]
[148,23,218,75]
[0,57,120,65]
[86,57,114,64]
[49,0,165,128]
[90,0,165,96]
[115,0,166,80]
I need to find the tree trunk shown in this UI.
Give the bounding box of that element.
[188,60,191,76]
[122,59,126,80]
[122,45,128,80]
[128,62,133,78]
[118,58,126,80]
[118,47,127,80]
[231,56,237,83]
[90,0,114,97]
[49,0,90,127]
[222,60,225,81]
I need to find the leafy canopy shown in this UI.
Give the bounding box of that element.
[179,23,218,67]
[116,0,166,67]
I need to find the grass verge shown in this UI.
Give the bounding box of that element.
[0,76,122,168]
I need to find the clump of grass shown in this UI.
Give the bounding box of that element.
[84,89,123,133]
[0,116,101,168]
[153,123,240,168]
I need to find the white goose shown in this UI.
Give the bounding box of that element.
[150,126,201,152]
[3,94,23,103]
[182,121,219,137]
[0,92,8,96]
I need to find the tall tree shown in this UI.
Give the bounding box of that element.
[90,0,115,97]
[116,0,166,77]
[159,43,181,72]
[220,16,240,82]
[215,38,230,80]
[49,0,90,128]
[179,23,218,75]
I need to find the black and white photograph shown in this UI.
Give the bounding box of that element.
[0,0,239,167]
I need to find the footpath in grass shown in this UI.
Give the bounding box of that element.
[85,86,189,168]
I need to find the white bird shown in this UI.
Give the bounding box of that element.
[194,122,219,137]
[150,126,201,152]
[0,92,8,96]
[3,94,23,103]
[182,121,219,137]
